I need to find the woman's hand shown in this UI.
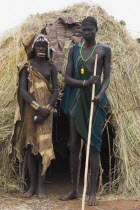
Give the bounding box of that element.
[34,107,51,124]
[38,107,51,119]
[34,115,44,124]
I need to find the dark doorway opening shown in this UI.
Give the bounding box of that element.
[47,107,117,193]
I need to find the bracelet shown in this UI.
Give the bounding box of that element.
[82,80,86,86]
[46,104,53,112]
[30,101,40,110]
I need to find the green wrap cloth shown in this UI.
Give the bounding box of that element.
[61,43,107,152]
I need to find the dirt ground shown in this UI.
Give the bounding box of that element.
[0,194,140,210]
[1,159,140,210]
[0,178,140,210]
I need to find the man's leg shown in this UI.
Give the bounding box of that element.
[60,118,81,200]
[88,146,100,206]
[23,149,37,197]
[37,156,46,199]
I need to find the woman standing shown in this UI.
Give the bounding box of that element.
[14,34,59,198]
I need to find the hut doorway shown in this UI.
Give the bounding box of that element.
[47,104,117,192]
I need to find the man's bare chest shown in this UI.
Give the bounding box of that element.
[81,55,104,75]
[81,46,104,74]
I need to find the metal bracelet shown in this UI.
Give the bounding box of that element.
[30,101,40,110]
[83,80,86,86]
[46,104,53,112]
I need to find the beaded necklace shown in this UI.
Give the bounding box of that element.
[80,42,97,62]
[84,44,96,47]
[80,42,98,75]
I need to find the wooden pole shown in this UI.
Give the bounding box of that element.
[82,54,98,210]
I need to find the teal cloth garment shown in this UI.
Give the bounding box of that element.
[61,43,108,152]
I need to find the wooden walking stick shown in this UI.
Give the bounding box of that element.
[82,53,98,210]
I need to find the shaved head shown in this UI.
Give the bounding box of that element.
[82,16,98,31]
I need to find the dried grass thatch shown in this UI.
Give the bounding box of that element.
[0,2,140,195]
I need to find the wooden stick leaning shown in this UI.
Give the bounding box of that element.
[82,53,99,210]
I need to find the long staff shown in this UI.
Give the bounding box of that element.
[82,53,98,210]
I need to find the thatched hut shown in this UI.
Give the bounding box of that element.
[0,3,140,196]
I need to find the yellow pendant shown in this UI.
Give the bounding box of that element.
[81,68,85,74]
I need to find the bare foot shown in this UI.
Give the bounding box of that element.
[88,195,99,206]
[37,186,46,199]
[38,192,47,199]
[59,191,78,201]
[22,187,35,198]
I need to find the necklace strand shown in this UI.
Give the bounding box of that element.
[80,42,97,62]
[84,44,96,47]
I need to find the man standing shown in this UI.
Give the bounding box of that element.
[61,16,111,206]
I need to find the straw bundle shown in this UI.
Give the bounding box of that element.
[0,3,140,195]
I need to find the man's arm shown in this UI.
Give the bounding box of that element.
[95,45,111,103]
[65,47,83,87]
[65,46,99,87]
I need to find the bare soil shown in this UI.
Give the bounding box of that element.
[0,178,140,210]
[0,158,140,210]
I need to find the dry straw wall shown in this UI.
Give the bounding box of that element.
[0,3,140,195]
